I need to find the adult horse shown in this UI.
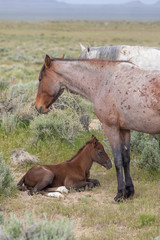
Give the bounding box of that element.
[79,44,160,71]
[18,135,112,195]
[35,55,160,201]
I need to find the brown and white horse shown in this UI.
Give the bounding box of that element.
[35,55,160,201]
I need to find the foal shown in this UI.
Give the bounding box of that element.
[17,136,112,195]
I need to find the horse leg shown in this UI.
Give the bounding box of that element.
[120,130,134,199]
[103,125,125,202]
[87,178,100,186]
[28,172,55,196]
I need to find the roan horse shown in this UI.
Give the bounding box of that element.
[35,55,160,201]
[17,135,112,195]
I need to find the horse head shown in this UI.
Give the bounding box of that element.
[35,55,64,114]
[91,135,112,170]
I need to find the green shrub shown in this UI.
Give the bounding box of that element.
[0,81,9,91]
[0,113,19,133]
[5,214,23,239]
[0,81,38,130]
[141,140,160,171]
[0,64,35,83]
[0,212,4,225]
[138,213,156,227]
[0,213,74,240]
[54,92,93,130]
[152,236,160,240]
[131,131,149,152]
[30,109,83,143]
[10,81,37,99]
[131,132,160,172]
[0,153,15,197]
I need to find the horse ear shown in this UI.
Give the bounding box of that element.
[80,43,86,51]
[61,54,65,59]
[92,135,98,146]
[45,55,52,68]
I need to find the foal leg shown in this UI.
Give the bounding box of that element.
[28,172,55,196]
[103,125,125,202]
[65,178,94,191]
[73,181,94,191]
[120,130,134,199]
[87,179,100,187]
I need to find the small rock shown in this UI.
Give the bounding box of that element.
[89,119,102,130]
[10,148,39,166]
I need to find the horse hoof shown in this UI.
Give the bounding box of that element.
[124,185,135,199]
[114,191,123,202]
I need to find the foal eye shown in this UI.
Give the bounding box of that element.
[98,150,102,154]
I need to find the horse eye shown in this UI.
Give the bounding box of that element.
[98,150,102,154]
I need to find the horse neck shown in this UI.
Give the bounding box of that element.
[71,144,94,174]
[53,60,106,102]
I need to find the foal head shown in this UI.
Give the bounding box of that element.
[90,135,112,169]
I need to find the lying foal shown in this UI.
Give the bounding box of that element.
[17,136,112,195]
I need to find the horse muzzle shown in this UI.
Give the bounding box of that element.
[105,161,113,170]
[35,105,49,114]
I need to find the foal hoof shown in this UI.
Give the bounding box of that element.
[124,185,135,199]
[93,179,100,187]
[28,190,33,196]
[88,182,94,189]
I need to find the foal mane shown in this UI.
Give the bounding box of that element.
[67,139,93,162]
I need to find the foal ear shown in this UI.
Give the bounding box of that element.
[45,55,52,68]
[92,135,98,146]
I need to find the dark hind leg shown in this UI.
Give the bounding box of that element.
[120,130,134,199]
[28,173,55,196]
[103,125,125,202]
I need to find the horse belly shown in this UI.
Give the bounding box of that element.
[50,176,65,187]
[114,71,160,133]
[119,107,160,134]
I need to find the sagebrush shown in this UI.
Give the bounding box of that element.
[0,153,15,197]
[0,213,74,240]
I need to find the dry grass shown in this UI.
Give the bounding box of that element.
[0,20,160,239]
[1,165,160,240]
